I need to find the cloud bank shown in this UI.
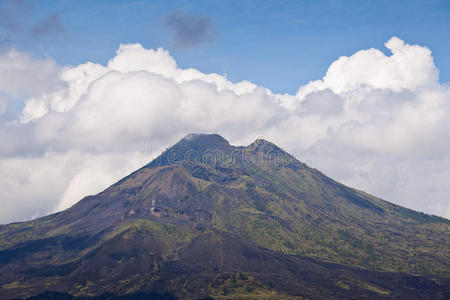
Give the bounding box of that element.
[0,37,449,224]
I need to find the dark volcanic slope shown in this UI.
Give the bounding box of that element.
[0,134,449,299]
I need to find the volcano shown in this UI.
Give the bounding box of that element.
[0,134,449,299]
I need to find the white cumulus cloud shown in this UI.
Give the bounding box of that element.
[0,37,449,224]
[0,49,61,99]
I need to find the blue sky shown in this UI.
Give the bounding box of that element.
[3,0,450,94]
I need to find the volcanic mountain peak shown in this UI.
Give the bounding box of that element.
[147,133,297,170]
[0,134,449,299]
[177,134,285,155]
[180,133,231,150]
[247,138,289,156]
[147,133,234,167]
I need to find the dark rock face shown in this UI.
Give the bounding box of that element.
[0,134,449,299]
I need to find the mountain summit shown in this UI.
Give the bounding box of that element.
[0,134,449,299]
[147,133,293,168]
[148,133,234,167]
